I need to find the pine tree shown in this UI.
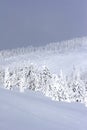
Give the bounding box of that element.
[25,65,39,91]
[4,67,13,90]
[19,74,26,93]
[69,69,85,102]
[52,70,69,101]
[41,66,52,96]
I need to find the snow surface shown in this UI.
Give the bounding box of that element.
[0,87,87,130]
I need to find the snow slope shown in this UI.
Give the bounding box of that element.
[0,87,87,130]
[0,36,87,75]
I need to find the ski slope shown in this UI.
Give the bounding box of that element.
[0,87,87,130]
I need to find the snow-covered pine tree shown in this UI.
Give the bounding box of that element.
[41,66,52,96]
[51,74,60,101]
[69,69,85,102]
[25,65,39,91]
[18,68,26,93]
[34,72,42,92]
[0,68,4,85]
[51,70,69,102]
[4,67,10,89]
[4,67,13,90]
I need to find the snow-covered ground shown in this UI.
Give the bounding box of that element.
[0,87,87,130]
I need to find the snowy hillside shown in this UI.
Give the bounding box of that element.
[0,36,87,129]
[0,37,87,105]
[0,87,87,130]
[0,36,87,75]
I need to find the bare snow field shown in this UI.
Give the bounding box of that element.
[0,87,87,130]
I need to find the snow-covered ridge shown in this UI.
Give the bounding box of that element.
[0,36,87,58]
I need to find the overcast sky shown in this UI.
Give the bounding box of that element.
[0,0,87,50]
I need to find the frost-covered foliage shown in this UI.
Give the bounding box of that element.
[68,70,85,102]
[0,63,87,106]
[0,36,87,58]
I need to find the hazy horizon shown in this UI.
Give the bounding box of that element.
[0,0,87,50]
